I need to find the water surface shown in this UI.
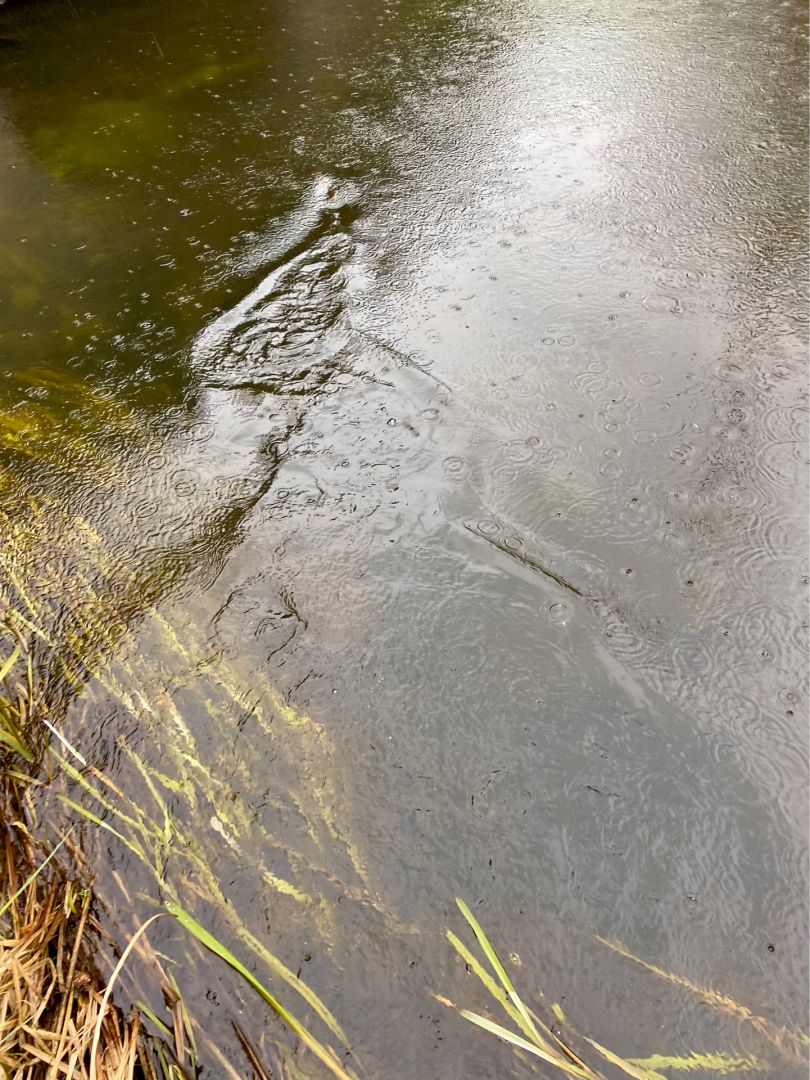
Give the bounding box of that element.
[0,0,807,1075]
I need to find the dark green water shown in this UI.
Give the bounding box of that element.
[0,0,807,1075]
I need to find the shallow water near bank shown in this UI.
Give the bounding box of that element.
[0,0,807,1074]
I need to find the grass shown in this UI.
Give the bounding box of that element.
[438,897,807,1079]
[0,449,806,1079]
[0,725,150,1078]
[0,466,373,1075]
[0,847,160,1079]
[0,635,360,1080]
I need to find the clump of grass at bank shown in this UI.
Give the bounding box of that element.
[0,637,361,1080]
[0,701,152,1078]
[0,853,145,1079]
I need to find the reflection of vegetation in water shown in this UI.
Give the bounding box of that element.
[75,588,389,902]
[596,937,810,1069]
[0,360,377,942]
[166,900,358,1079]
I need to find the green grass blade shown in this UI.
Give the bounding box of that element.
[455,897,549,1050]
[0,727,34,762]
[135,1000,175,1041]
[446,929,536,1041]
[58,795,147,863]
[586,1039,666,1079]
[0,829,73,918]
[459,1010,592,1078]
[53,751,153,840]
[166,901,356,1080]
[627,1053,765,1076]
[0,644,20,683]
[237,923,351,1047]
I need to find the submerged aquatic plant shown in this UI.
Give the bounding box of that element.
[439,898,803,1079]
[0,645,34,764]
[0,376,803,1079]
[1,632,361,1079]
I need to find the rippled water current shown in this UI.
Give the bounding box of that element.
[0,0,807,1075]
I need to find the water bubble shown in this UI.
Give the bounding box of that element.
[172,469,198,497]
[718,362,744,382]
[133,497,159,520]
[638,372,662,387]
[778,689,801,708]
[599,255,631,275]
[144,451,168,471]
[505,439,536,464]
[443,455,470,480]
[670,444,693,464]
[715,403,749,424]
[599,460,623,479]
[641,293,684,315]
[548,602,569,625]
[476,519,500,537]
[228,476,256,500]
[186,421,215,444]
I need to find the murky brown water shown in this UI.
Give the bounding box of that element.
[1,0,807,1075]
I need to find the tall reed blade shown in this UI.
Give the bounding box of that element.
[166,900,358,1080]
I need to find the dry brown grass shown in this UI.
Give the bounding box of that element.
[0,772,157,1080]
